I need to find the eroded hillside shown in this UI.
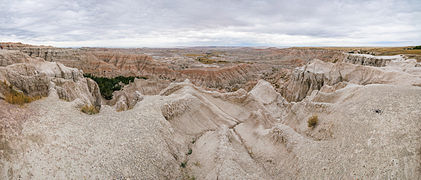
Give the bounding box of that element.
[0,42,346,92]
[0,44,421,179]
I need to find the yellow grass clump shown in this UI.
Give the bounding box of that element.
[2,80,41,106]
[185,53,204,57]
[307,115,318,128]
[81,104,99,115]
[4,91,40,105]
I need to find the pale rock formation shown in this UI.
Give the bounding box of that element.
[283,56,421,101]
[112,90,144,111]
[0,50,101,108]
[106,78,161,111]
[248,80,289,119]
[343,53,399,67]
[0,50,39,66]
[283,63,330,102]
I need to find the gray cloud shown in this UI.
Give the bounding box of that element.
[0,0,420,47]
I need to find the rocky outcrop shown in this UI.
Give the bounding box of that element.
[283,65,330,102]
[111,90,143,111]
[0,50,38,66]
[0,42,79,63]
[104,78,168,111]
[0,50,101,108]
[282,57,421,102]
[343,53,398,67]
[248,80,289,119]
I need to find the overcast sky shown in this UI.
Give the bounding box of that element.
[0,0,420,47]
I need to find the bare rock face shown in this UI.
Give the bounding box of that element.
[105,78,165,111]
[112,90,143,111]
[343,53,398,67]
[248,79,289,119]
[283,65,330,102]
[86,78,102,109]
[0,50,39,66]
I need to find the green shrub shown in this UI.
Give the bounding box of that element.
[84,74,147,100]
[307,115,318,128]
[413,46,421,50]
[180,161,187,168]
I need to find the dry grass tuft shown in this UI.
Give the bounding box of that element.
[193,161,201,167]
[185,53,204,57]
[196,56,228,64]
[81,104,99,115]
[5,91,40,105]
[116,106,126,112]
[2,80,41,106]
[307,115,318,128]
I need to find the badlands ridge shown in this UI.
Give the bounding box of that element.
[0,43,420,179]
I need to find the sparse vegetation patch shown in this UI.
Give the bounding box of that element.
[307,115,318,128]
[84,74,147,100]
[196,56,228,64]
[180,161,187,168]
[412,46,421,50]
[193,161,201,167]
[1,80,41,106]
[190,52,228,64]
[81,104,99,115]
[185,53,204,57]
